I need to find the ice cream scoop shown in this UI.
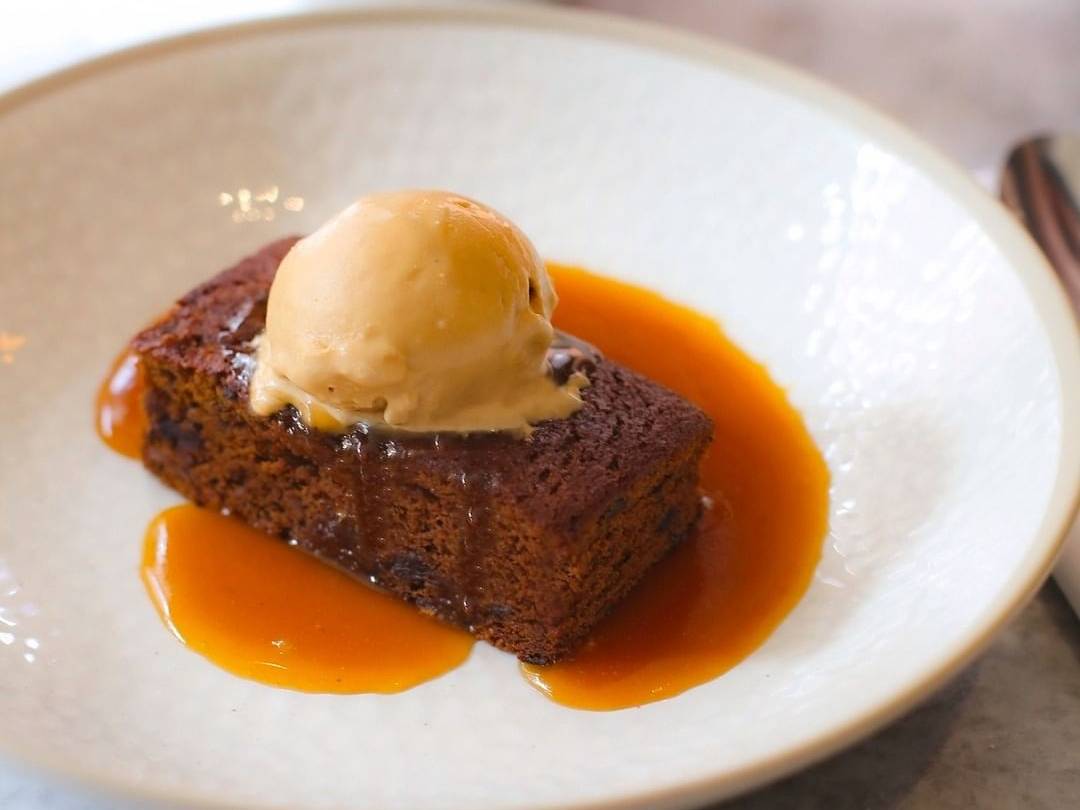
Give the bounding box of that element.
[249,190,586,433]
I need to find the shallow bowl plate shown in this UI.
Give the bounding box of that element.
[0,5,1077,810]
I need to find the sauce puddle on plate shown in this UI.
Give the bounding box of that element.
[525,265,829,709]
[96,347,147,459]
[98,264,828,706]
[142,505,473,693]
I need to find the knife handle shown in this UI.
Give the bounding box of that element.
[1001,137,1080,311]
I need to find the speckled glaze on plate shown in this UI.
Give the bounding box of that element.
[0,6,1077,810]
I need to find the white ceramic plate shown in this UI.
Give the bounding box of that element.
[1,6,1078,810]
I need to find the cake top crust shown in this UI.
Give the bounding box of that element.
[134,237,712,533]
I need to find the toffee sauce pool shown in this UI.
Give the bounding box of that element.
[97,264,828,708]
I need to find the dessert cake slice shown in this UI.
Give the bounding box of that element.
[133,238,712,664]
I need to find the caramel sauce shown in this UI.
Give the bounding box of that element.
[142,505,474,692]
[97,264,827,707]
[525,265,829,710]
[95,348,147,458]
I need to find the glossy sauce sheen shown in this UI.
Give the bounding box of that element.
[99,264,828,706]
[95,348,147,458]
[525,265,830,710]
[142,505,473,693]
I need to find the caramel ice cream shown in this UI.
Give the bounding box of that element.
[249,190,586,433]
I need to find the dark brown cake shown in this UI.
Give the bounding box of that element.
[132,238,713,664]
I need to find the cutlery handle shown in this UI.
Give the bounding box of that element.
[1003,137,1080,617]
[1001,137,1080,310]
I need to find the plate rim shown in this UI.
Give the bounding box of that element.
[2,3,1078,809]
